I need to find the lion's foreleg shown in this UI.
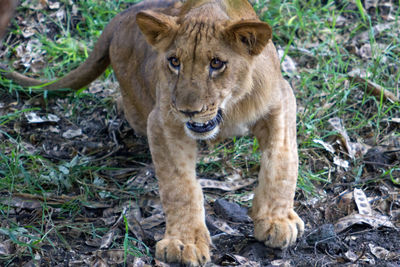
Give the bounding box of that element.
[250,83,304,249]
[147,109,210,266]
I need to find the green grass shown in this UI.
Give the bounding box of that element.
[1,0,150,256]
[0,0,399,265]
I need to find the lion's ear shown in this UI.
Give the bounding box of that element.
[136,10,178,50]
[224,20,272,56]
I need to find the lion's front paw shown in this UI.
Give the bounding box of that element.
[254,210,304,249]
[155,237,210,266]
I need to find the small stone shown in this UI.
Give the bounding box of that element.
[213,199,251,223]
[306,224,336,245]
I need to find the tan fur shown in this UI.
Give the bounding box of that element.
[0,0,16,40]
[0,0,304,265]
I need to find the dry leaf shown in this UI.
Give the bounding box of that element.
[325,191,356,222]
[344,249,376,264]
[379,2,394,21]
[137,195,162,210]
[364,0,378,11]
[207,216,242,236]
[237,192,254,202]
[369,244,399,260]
[48,2,60,9]
[271,259,292,267]
[132,258,151,267]
[199,178,256,191]
[354,188,372,216]
[100,229,117,249]
[25,112,60,123]
[357,43,372,59]
[234,254,261,266]
[13,39,44,71]
[225,172,242,182]
[21,0,47,10]
[154,259,170,267]
[72,4,79,16]
[313,139,335,154]
[94,249,131,264]
[278,48,297,75]
[347,68,369,79]
[62,128,82,139]
[55,9,65,21]
[125,208,146,241]
[0,240,15,256]
[140,213,164,230]
[344,250,358,262]
[352,22,395,44]
[21,26,36,38]
[0,197,42,209]
[91,258,108,267]
[333,156,349,168]
[335,213,395,233]
[328,117,368,159]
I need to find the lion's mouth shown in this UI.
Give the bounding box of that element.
[186,109,223,133]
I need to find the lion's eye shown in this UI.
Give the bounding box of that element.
[168,56,180,70]
[210,58,225,70]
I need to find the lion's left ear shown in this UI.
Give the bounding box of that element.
[224,20,272,56]
[136,10,178,50]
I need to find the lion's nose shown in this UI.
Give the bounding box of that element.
[179,109,200,117]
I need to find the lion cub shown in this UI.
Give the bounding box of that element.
[1,0,304,265]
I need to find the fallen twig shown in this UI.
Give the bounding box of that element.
[349,74,399,103]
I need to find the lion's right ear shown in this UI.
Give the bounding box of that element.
[136,10,178,50]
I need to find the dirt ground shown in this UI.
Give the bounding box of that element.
[1,91,399,266]
[0,1,399,266]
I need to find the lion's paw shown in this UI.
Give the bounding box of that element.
[155,238,210,266]
[254,210,304,249]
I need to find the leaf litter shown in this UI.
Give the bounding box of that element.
[0,0,400,266]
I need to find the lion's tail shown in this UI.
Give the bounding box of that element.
[0,17,116,93]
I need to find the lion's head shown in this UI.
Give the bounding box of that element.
[136,3,271,140]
